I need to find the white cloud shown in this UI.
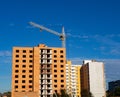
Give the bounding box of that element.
[110,48,120,55]
[66,33,89,39]
[0,51,11,57]
[0,51,12,64]
[67,33,120,56]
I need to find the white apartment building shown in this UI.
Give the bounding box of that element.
[81,60,106,97]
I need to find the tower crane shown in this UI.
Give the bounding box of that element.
[29,22,66,48]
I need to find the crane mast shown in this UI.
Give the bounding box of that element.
[29,22,66,48]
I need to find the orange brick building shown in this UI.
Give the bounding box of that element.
[12,44,66,97]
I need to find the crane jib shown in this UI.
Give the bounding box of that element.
[29,21,66,48]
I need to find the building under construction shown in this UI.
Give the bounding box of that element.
[12,44,66,97]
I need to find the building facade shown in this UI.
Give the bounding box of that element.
[81,60,106,97]
[66,61,81,97]
[12,44,66,97]
[66,61,72,95]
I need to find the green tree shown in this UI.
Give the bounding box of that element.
[3,91,11,97]
[0,93,3,97]
[60,89,70,97]
[106,87,120,97]
[53,89,70,97]
[114,87,120,96]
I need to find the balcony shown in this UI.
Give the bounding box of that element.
[47,82,52,84]
[40,80,52,84]
[40,60,47,64]
[47,50,52,54]
[41,57,47,59]
[41,92,52,95]
[41,86,47,90]
[40,76,52,80]
[40,86,52,90]
[47,60,52,64]
[40,49,52,55]
[47,87,52,89]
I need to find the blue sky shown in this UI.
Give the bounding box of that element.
[0,0,120,92]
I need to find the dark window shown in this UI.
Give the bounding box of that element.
[16,55,19,57]
[22,65,26,68]
[29,85,32,88]
[54,85,57,87]
[23,55,26,58]
[47,85,50,87]
[16,60,19,62]
[29,55,33,58]
[54,80,57,82]
[54,60,57,62]
[47,49,50,53]
[15,80,18,83]
[23,50,26,53]
[15,70,19,73]
[22,85,25,88]
[61,65,64,68]
[29,70,32,73]
[22,75,26,78]
[54,75,57,77]
[54,50,57,53]
[61,75,64,77]
[29,60,32,63]
[15,85,18,88]
[61,85,64,87]
[47,65,50,68]
[29,75,32,78]
[47,90,50,93]
[54,55,57,58]
[61,80,64,82]
[55,90,57,93]
[15,75,18,78]
[47,55,50,58]
[16,50,19,53]
[41,75,43,78]
[60,60,64,62]
[47,75,50,77]
[54,70,57,72]
[47,80,50,82]
[47,70,50,72]
[47,60,50,63]
[60,50,63,53]
[29,80,32,83]
[61,70,64,72]
[54,65,57,68]
[29,65,32,68]
[15,65,19,68]
[22,80,25,83]
[60,55,63,58]
[29,50,33,53]
[23,60,26,62]
[22,70,26,73]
